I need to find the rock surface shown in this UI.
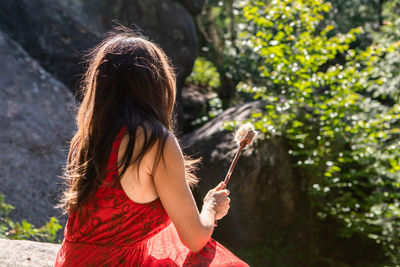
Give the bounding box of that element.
[0,0,100,92]
[0,238,60,267]
[0,30,74,228]
[179,84,217,133]
[0,0,200,95]
[181,101,304,247]
[175,0,206,15]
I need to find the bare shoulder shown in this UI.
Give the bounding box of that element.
[161,131,184,163]
[118,125,182,174]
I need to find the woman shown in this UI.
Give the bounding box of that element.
[55,27,248,266]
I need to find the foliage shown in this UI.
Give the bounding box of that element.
[185,57,224,126]
[186,57,221,89]
[190,96,224,127]
[0,193,62,243]
[322,0,400,103]
[325,0,383,34]
[219,0,400,264]
[366,0,400,103]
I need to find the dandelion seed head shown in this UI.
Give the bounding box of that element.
[234,122,257,147]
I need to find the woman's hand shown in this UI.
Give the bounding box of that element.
[202,182,231,221]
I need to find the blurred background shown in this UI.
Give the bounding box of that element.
[0,0,399,266]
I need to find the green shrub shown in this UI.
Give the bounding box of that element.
[186,57,221,89]
[222,0,400,264]
[0,193,62,243]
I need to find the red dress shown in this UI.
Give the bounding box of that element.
[55,126,249,266]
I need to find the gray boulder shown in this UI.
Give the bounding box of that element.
[181,101,303,247]
[0,30,74,228]
[0,238,60,267]
[0,0,100,92]
[174,0,206,15]
[0,0,199,95]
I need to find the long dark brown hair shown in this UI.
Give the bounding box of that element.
[59,27,199,215]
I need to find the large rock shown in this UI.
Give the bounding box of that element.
[0,0,199,95]
[174,0,206,15]
[0,30,74,228]
[0,0,100,92]
[0,238,60,267]
[181,101,304,247]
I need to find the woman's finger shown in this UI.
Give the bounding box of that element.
[215,181,226,191]
[215,189,229,197]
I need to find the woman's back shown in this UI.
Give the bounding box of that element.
[56,126,171,265]
[118,124,160,205]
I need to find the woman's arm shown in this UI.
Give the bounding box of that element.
[152,133,230,252]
